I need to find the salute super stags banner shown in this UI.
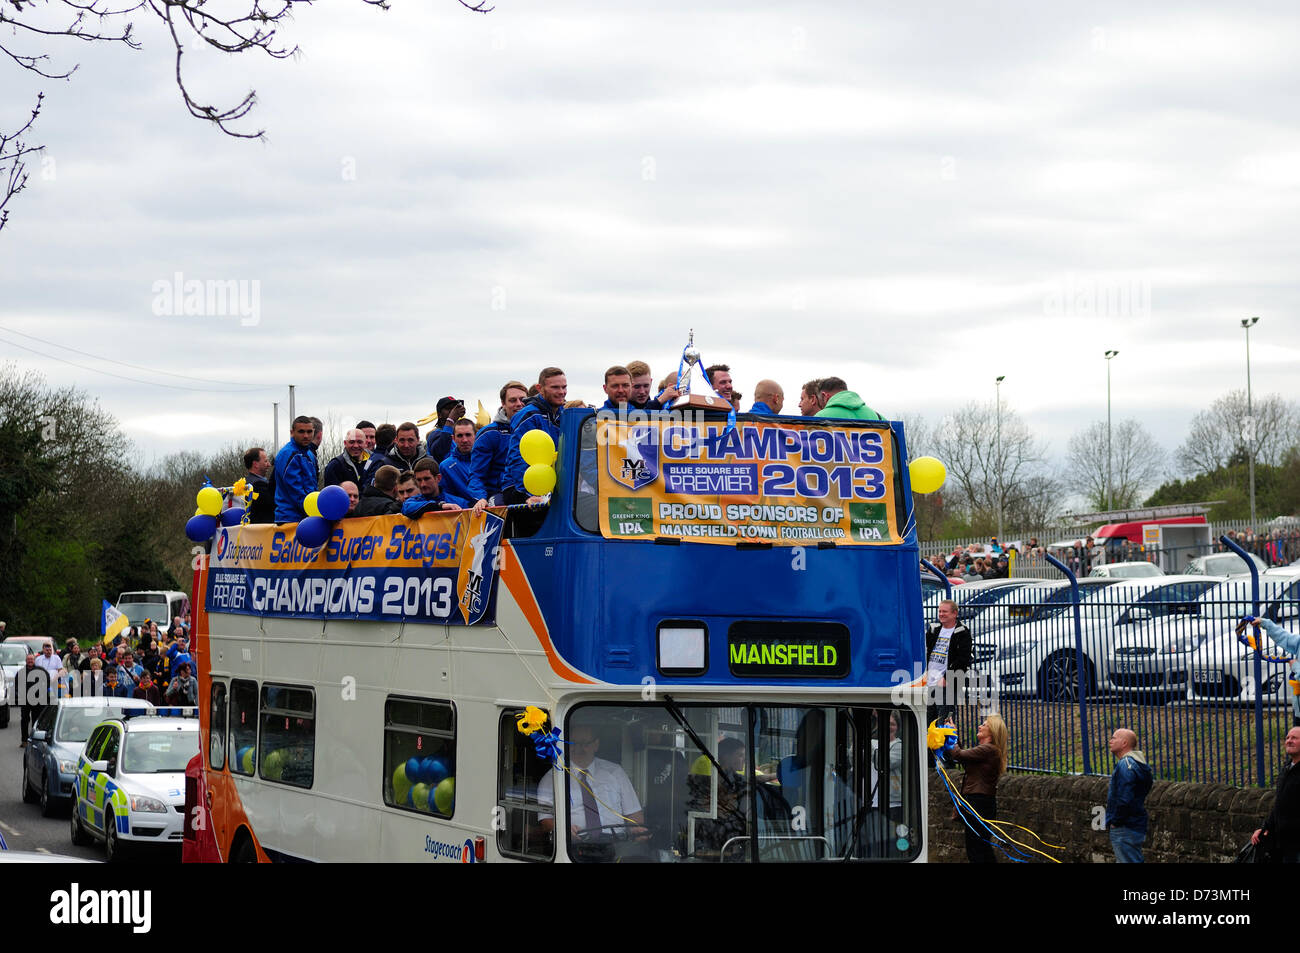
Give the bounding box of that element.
[206,510,506,626]
[596,418,902,545]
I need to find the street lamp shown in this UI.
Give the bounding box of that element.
[995,375,1005,542]
[1104,350,1119,512]
[1242,317,1259,530]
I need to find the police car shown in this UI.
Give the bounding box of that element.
[69,710,198,861]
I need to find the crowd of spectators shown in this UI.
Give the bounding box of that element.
[13,616,197,743]
[241,365,882,525]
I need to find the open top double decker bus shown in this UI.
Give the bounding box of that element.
[187,407,928,862]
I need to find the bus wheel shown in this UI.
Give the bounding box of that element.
[230,831,259,863]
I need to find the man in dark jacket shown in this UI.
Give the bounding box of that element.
[17,653,50,745]
[243,446,276,524]
[273,416,318,522]
[1106,728,1154,862]
[324,429,377,490]
[924,599,972,725]
[504,368,566,505]
[386,422,427,473]
[471,381,528,509]
[355,465,403,517]
[1253,726,1300,862]
[403,459,468,517]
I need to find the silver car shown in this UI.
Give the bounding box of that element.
[989,577,1214,701]
[1182,551,1269,577]
[1182,574,1300,705]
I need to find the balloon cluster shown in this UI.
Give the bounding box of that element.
[391,756,455,814]
[295,485,350,549]
[908,456,947,495]
[519,430,558,497]
[185,483,224,542]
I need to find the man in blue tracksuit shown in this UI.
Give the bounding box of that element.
[1242,615,1300,727]
[1106,727,1153,862]
[503,368,566,505]
[403,458,470,517]
[470,381,528,510]
[440,419,478,507]
[274,416,318,522]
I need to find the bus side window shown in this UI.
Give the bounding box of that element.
[497,709,554,862]
[259,684,315,788]
[209,680,228,771]
[230,679,258,776]
[383,697,456,818]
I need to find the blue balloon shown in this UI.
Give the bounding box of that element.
[426,757,449,785]
[417,757,437,783]
[220,506,246,527]
[295,516,332,548]
[405,757,421,782]
[317,485,350,521]
[185,514,218,542]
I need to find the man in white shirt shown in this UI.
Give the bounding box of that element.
[33,642,65,697]
[537,723,647,841]
[924,600,971,726]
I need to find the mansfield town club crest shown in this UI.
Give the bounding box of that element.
[459,511,505,624]
[611,425,660,491]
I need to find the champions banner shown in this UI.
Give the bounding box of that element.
[205,510,505,626]
[596,417,901,546]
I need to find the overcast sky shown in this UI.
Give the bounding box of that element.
[2,0,1297,496]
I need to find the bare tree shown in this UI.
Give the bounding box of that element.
[930,401,1049,529]
[1065,419,1166,511]
[0,0,492,232]
[0,94,42,233]
[1175,390,1300,476]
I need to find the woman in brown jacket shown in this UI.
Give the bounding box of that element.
[950,713,1008,863]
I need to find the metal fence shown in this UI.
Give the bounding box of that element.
[922,542,1300,787]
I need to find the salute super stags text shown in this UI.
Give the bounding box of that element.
[596,418,901,545]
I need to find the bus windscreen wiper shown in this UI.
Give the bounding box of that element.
[661,694,723,777]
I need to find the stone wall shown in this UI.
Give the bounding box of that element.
[927,771,1275,863]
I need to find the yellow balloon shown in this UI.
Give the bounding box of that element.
[196,486,223,516]
[522,464,557,496]
[520,430,557,467]
[909,456,947,494]
[194,507,204,517]
[304,491,321,518]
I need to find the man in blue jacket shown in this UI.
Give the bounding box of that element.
[748,380,785,415]
[470,381,528,510]
[599,365,633,413]
[503,367,566,506]
[440,419,478,505]
[403,458,469,517]
[1106,727,1153,862]
[274,416,318,522]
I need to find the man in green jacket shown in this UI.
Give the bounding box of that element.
[814,377,883,420]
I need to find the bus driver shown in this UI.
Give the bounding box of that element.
[537,723,649,841]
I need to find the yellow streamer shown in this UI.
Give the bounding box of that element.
[936,761,1063,864]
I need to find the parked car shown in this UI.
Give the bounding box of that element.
[1182,552,1268,577]
[0,640,28,728]
[988,577,1215,701]
[1182,574,1300,706]
[969,578,1120,667]
[22,697,155,816]
[70,711,198,861]
[1088,561,1165,579]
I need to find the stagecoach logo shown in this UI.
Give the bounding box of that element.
[458,511,504,625]
[216,530,229,560]
[610,425,660,491]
